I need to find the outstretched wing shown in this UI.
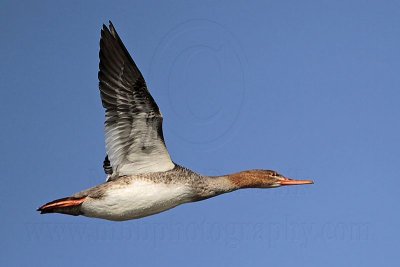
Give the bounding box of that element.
[98,21,174,177]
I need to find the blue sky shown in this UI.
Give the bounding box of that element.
[1,0,399,266]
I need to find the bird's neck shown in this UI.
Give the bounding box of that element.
[198,170,272,200]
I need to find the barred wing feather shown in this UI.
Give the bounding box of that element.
[98,22,174,177]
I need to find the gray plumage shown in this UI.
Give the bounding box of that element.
[73,165,233,201]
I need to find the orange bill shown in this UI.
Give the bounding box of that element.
[279,178,314,186]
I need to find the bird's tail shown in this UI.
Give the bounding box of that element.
[37,197,86,216]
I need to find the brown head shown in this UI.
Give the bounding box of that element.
[227,170,314,189]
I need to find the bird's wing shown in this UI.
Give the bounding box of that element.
[98,22,174,177]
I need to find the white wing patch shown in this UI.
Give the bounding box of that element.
[104,115,175,176]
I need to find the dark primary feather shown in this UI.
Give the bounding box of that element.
[99,22,160,116]
[103,155,113,175]
[98,21,174,177]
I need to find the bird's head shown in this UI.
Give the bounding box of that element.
[228,169,314,189]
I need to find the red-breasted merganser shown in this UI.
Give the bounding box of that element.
[38,22,313,221]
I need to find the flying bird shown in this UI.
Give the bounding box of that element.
[38,22,313,221]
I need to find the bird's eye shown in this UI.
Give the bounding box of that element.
[269,171,279,177]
